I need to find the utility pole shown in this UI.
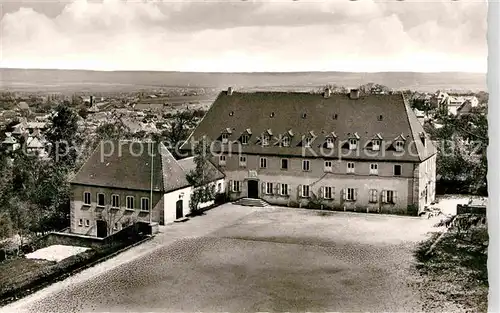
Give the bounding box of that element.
[149,140,153,225]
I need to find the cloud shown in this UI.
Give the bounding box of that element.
[0,0,488,72]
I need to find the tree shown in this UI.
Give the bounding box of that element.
[165,111,197,146]
[358,83,391,94]
[45,104,80,169]
[185,138,217,216]
[315,84,347,94]
[78,107,89,119]
[432,108,487,196]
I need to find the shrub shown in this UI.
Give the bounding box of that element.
[407,204,419,216]
[214,192,229,205]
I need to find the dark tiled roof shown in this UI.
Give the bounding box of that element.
[181,91,436,162]
[177,156,225,181]
[71,140,190,192]
[457,100,474,115]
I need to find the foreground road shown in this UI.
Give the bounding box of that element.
[1,205,455,312]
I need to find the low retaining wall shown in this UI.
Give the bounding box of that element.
[34,221,154,250]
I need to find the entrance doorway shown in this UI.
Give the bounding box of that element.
[176,200,183,219]
[96,220,107,238]
[248,180,259,199]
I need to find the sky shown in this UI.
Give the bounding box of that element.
[0,0,488,73]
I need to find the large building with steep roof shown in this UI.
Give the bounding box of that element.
[70,140,224,237]
[181,88,437,214]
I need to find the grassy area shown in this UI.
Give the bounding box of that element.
[413,225,488,312]
[0,258,56,290]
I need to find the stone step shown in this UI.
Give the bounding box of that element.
[233,198,270,207]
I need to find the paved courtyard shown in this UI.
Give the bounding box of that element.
[1,204,449,312]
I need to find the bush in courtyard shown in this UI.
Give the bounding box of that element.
[214,192,229,205]
[407,204,419,216]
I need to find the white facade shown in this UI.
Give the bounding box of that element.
[162,178,225,224]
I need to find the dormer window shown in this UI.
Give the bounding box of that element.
[241,134,249,145]
[221,128,232,144]
[261,129,272,146]
[305,136,313,147]
[262,135,270,146]
[349,138,358,150]
[324,132,337,149]
[301,131,315,147]
[239,129,252,145]
[395,140,405,152]
[372,139,381,151]
[326,137,334,149]
[281,136,290,147]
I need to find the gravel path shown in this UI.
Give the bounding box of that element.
[1,205,462,312]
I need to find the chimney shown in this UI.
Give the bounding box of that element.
[227,87,233,96]
[324,87,331,98]
[349,89,360,100]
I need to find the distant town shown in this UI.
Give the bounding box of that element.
[0,82,488,312]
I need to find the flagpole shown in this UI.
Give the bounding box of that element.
[149,140,153,225]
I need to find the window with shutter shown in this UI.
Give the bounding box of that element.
[83,192,91,205]
[266,182,274,194]
[276,183,281,195]
[369,189,378,203]
[261,182,266,194]
[347,162,355,174]
[97,193,105,207]
[280,183,289,196]
[302,185,310,198]
[229,180,233,192]
[319,186,324,199]
[302,160,310,171]
[354,188,358,201]
[382,190,387,203]
[324,161,333,172]
[346,188,355,201]
[260,157,267,168]
[342,188,346,200]
[239,156,247,167]
[298,185,303,198]
[219,155,226,166]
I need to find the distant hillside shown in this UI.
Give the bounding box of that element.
[0,68,487,93]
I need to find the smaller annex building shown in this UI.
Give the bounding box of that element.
[69,140,224,237]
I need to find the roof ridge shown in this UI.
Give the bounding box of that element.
[402,93,433,161]
[159,142,168,192]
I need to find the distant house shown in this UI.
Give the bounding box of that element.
[1,134,20,152]
[11,122,28,137]
[133,103,165,111]
[26,136,47,157]
[442,95,479,116]
[456,100,475,117]
[69,141,225,237]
